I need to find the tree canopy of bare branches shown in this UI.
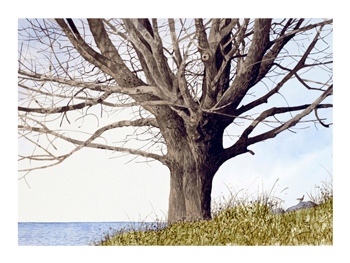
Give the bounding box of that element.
[18,18,333,224]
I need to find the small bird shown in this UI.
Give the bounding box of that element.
[296,195,304,203]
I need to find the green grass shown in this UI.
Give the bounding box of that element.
[96,175,333,246]
[97,197,332,246]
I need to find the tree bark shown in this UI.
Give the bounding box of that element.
[167,156,217,225]
[158,111,226,225]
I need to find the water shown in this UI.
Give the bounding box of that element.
[18,222,156,246]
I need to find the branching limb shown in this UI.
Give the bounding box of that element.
[87,19,146,88]
[18,82,186,111]
[55,19,123,81]
[214,19,271,110]
[251,19,304,87]
[218,19,239,43]
[241,103,333,140]
[208,18,238,53]
[168,18,183,66]
[222,84,333,161]
[19,70,161,97]
[150,18,174,87]
[19,117,166,168]
[270,19,333,44]
[194,18,210,50]
[195,18,218,109]
[210,19,249,88]
[247,84,333,145]
[122,19,170,91]
[232,22,328,116]
[294,73,330,91]
[176,44,199,115]
[18,91,112,114]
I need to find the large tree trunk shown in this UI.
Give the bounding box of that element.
[157,110,226,225]
[167,151,219,225]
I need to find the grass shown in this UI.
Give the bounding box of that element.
[95,176,333,246]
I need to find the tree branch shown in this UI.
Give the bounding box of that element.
[168,18,183,66]
[232,22,327,116]
[295,73,330,91]
[101,19,158,87]
[19,118,166,165]
[18,70,161,97]
[55,19,122,81]
[194,18,210,50]
[87,19,146,88]
[176,44,199,114]
[270,19,333,44]
[210,19,249,89]
[219,19,239,43]
[315,107,331,128]
[122,19,170,91]
[151,18,174,88]
[18,91,112,114]
[242,103,333,140]
[247,84,333,145]
[250,19,304,87]
[222,84,332,161]
[215,19,271,110]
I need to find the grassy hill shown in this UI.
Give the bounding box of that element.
[98,197,332,246]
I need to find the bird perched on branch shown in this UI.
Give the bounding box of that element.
[296,195,304,203]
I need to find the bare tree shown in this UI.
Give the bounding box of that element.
[18,18,333,224]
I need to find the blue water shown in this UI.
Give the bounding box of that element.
[18,222,156,246]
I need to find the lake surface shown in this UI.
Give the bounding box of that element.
[18,222,156,246]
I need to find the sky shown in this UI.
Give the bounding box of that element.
[16,18,335,223]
